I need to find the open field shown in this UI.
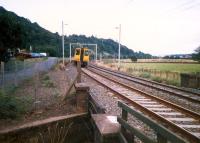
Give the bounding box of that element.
[120,63,200,73]
[101,59,200,87]
[121,58,198,63]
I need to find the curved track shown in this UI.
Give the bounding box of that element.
[89,64,200,104]
[82,68,200,143]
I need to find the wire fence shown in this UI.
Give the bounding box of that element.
[0,57,58,90]
[0,57,76,113]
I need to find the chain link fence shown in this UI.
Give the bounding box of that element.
[0,57,58,89]
[0,57,77,117]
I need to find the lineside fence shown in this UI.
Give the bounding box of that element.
[0,57,69,114]
[124,67,180,81]
[0,57,57,89]
[118,101,187,143]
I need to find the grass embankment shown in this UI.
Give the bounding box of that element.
[0,89,32,119]
[0,72,57,120]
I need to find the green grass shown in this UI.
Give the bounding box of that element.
[0,89,32,119]
[107,62,199,87]
[42,74,55,88]
[121,63,200,73]
[139,72,151,78]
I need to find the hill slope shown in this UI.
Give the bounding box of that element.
[0,6,152,61]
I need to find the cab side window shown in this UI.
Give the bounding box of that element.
[76,49,80,55]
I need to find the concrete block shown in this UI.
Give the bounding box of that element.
[92,114,120,143]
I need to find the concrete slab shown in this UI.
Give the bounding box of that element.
[92,114,120,136]
[75,83,90,91]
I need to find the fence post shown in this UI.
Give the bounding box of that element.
[23,60,25,71]
[166,71,169,80]
[75,83,89,112]
[122,109,128,121]
[14,60,17,86]
[122,108,134,143]
[1,61,5,89]
[157,133,167,143]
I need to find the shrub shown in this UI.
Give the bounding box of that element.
[0,90,29,119]
[42,75,50,81]
[139,72,151,78]
[0,91,19,119]
[130,56,137,62]
[165,79,180,87]
[42,75,55,87]
[151,76,162,83]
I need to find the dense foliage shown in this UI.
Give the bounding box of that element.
[192,46,200,62]
[0,6,152,62]
[130,55,137,62]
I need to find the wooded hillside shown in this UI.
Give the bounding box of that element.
[0,6,152,61]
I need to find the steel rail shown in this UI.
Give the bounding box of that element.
[87,67,200,119]
[90,64,200,96]
[82,68,200,143]
[89,64,200,104]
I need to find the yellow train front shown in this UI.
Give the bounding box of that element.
[73,47,89,67]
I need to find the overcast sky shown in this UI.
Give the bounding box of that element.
[1,0,200,56]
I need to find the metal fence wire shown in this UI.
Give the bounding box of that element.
[0,57,75,112]
[0,57,57,89]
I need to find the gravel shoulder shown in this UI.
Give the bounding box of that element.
[82,72,157,142]
[89,67,200,113]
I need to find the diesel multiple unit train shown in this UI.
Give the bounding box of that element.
[73,47,89,67]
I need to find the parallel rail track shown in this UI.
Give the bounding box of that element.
[82,68,200,143]
[89,64,200,104]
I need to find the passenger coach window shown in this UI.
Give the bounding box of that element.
[84,50,89,56]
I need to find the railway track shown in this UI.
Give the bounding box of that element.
[89,64,200,104]
[82,68,200,143]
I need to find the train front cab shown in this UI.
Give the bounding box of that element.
[73,48,89,67]
[82,48,89,67]
[74,48,81,62]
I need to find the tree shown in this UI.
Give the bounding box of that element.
[130,55,137,62]
[192,46,200,62]
[0,6,153,61]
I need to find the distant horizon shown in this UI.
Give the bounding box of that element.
[0,0,200,56]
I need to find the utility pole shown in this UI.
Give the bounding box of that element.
[70,43,71,62]
[62,21,68,65]
[95,44,97,62]
[62,21,64,65]
[116,24,121,70]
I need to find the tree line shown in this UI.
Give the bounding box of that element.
[0,6,154,62]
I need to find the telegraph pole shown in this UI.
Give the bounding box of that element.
[70,43,72,62]
[118,24,121,70]
[62,21,64,65]
[116,24,121,70]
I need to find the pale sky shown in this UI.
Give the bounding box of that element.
[1,0,200,56]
